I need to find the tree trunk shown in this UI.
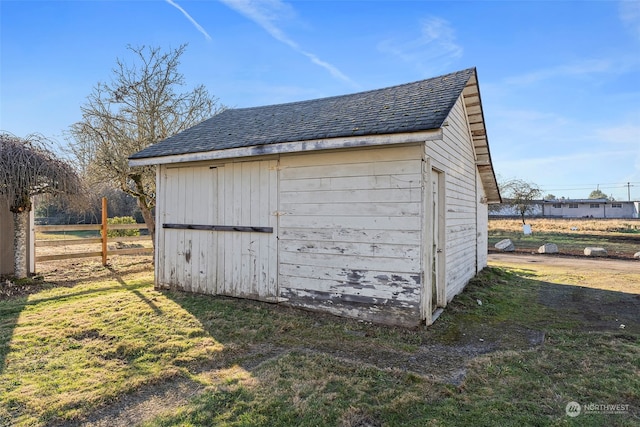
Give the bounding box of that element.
[138,199,155,250]
[13,210,29,279]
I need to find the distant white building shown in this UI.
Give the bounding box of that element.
[491,199,640,219]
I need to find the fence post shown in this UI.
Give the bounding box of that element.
[101,197,107,266]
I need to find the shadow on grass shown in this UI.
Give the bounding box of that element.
[106,266,163,315]
[0,295,27,375]
[536,280,640,333]
[0,261,154,376]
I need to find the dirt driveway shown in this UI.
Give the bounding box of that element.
[489,252,640,274]
[489,252,640,336]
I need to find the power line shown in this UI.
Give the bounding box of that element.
[538,182,639,201]
[540,182,639,192]
[540,181,640,190]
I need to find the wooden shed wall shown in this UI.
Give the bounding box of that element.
[278,145,424,326]
[425,95,482,302]
[157,160,279,300]
[153,95,490,326]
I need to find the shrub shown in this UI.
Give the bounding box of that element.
[106,216,140,238]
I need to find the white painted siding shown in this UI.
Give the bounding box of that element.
[278,145,424,326]
[544,202,636,218]
[157,160,278,301]
[426,95,480,302]
[492,201,639,219]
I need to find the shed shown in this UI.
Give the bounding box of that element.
[0,197,35,276]
[129,67,501,326]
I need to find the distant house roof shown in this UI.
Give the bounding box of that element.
[544,199,611,204]
[129,67,500,202]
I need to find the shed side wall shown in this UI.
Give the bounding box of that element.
[426,95,480,301]
[278,145,424,326]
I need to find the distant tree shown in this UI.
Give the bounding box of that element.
[68,44,224,247]
[34,182,141,225]
[544,193,556,200]
[588,189,611,200]
[500,179,542,224]
[0,133,83,278]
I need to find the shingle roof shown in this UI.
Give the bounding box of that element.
[129,68,476,160]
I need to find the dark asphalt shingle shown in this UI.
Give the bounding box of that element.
[130,68,475,160]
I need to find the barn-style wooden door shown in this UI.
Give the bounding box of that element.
[160,160,279,301]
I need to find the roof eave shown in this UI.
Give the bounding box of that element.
[128,129,443,167]
[462,69,502,203]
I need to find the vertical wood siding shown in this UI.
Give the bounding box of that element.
[278,145,424,326]
[425,95,481,302]
[157,160,278,300]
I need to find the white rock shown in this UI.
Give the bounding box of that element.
[495,239,515,252]
[584,247,607,257]
[538,243,558,254]
[634,251,640,259]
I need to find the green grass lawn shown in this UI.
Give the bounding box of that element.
[0,257,638,426]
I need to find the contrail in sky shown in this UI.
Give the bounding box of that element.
[219,0,354,85]
[166,0,212,41]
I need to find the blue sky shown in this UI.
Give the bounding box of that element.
[1,0,639,200]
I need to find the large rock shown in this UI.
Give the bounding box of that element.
[584,247,607,257]
[495,239,515,252]
[538,243,558,254]
[634,251,640,259]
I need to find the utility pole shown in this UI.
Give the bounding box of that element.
[628,182,631,202]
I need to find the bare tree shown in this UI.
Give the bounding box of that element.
[0,132,83,278]
[68,44,223,246]
[500,179,542,224]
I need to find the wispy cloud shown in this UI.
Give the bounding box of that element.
[595,123,640,145]
[218,0,354,85]
[504,59,613,86]
[166,0,212,41]
[378,16,463,73]
[620,0,640,40]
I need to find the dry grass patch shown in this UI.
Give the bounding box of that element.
[490,218,640,234]
[489,218,640,258]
